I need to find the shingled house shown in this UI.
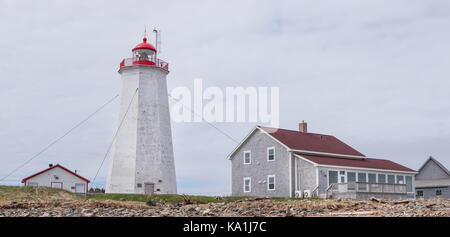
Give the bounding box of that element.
[415,156,450,199]
[228,122,417,199]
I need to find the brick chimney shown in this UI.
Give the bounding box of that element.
[299,121,307,133]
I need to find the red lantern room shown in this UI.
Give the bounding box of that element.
[119,36,168,71]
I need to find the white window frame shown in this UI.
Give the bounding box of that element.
[267,147,275,161]
[267,175,276,191]
[243,151,251,164]
[243,177,251,193]
[387,174,396,184]
[327,169,339,187]
[396,175,405,184]
[368,173,377,183]
[357,172,367,182]
[377,174,387,183]
[347,171,356,182]
[51,182,63,189]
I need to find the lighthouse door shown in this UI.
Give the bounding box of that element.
[144,183,155,195]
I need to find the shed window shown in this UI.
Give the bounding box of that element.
[436,189,442,196]
[387,175,395,184]
[267,147,275,161]
[244,151,251,164]
[267,175,275,190]
[368,173,376,183]
[378,174,386,183]
[28,182,38,187]
[243,177,251,192]
[405,176,413,193]
[416,190,423,197]
[328,170,338,185]
[75,184,85,193]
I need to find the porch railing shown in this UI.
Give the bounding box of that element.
[326,182,407,198]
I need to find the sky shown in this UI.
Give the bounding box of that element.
[0,0,449,195]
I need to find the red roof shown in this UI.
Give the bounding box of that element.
[299,154,416,172]
[259,126,365,157]
[21,164,90,183]
[132,37,156,52]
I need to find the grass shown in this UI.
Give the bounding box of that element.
[0,185,314,204]
[0,185,82,202]
[87,193,249,204]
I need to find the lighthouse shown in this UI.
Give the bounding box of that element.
[106,35,177,194]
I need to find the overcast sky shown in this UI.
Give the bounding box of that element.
[0,0,449,195]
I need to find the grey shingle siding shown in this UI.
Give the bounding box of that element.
[295,157,317,192]
[416,159,450,180]
[231,129,290,197]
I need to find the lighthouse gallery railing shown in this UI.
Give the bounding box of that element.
[120,57,169,71]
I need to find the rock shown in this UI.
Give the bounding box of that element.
[202,209,211,215]
[9,200,17,205]
[172,202,179,207]
[160,211,170,216]
[42,212,50,217]
[146,201,157,206]
[119,198,126,201]
[186,207,196,212]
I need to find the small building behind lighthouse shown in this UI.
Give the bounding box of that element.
[106,34,177,194]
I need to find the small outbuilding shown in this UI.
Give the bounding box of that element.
[21,164,90,194]
[415,156,450,199]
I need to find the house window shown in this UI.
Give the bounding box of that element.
[357,172,367,191]
[267,175,275,190]
[357,172,367,182]
[267,147,275,161]
[436,189,442,196]
[243,177,251,192]
[368,173,376,183]
[396,175,404,184]
[387,175,395,184]
[405,176,413,193]
[347,172,356,182]
[416,190,423,197]
[328,170,338,185]
[243,151,251,164]
[339,171,346,183]
[347,172,356,190]
[378,174,386,183]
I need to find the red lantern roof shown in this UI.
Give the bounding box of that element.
[132,37,156,52]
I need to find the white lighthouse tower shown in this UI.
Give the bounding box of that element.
[106,35,177,194]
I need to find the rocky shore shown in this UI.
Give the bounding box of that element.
[1,198,449,217]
